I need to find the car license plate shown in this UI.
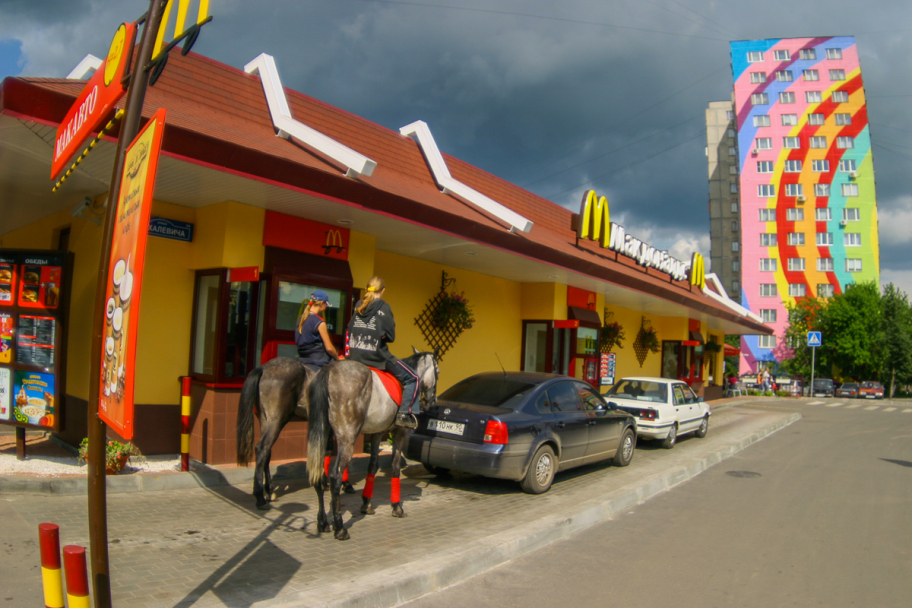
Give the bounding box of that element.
[428,419,465,436]
[866,394,875,399]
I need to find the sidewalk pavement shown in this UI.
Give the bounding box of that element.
[1,400,798,608]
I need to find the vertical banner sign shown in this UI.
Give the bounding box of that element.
[98,109,166,439]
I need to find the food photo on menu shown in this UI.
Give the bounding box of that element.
[102,256,133,403]
[0,263,13,304]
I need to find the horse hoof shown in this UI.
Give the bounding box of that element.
[392,507,406,518]
[270,492,277,501]
[335,528,351,541]
[343,482,356,494]
[361,505,375,515]
[322,523,333,533]
[256,502,270,511]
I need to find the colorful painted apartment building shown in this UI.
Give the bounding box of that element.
[728,36,880,373]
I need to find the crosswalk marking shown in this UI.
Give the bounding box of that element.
[884,407,897,412]
[845,403,863,409]
[825,403,843,407]
[904,409,912,413]
[807,401,826,406]
[864,405,879,411]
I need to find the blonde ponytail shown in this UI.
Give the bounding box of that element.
[297,297,317,333]
[357,276,385,315]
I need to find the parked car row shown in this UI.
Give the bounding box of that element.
[406,373,709,495]
[818,379,885,399]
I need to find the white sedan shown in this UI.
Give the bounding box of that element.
[605,377,711,449]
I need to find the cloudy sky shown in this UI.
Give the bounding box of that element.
[1,0,910,292]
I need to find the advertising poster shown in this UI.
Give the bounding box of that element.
[600,352,617,386]
[0,256,14,305]
[17,260,62,309]
[13,370,55,427]
[0,367,10,421]
[0,312,12,364]
[98,108,166,439]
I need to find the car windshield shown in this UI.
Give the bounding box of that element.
[439,377,536,409]
[607,380,668,403]
[841,383,858,389]
[814,379,833,387]
[861,382,881,388]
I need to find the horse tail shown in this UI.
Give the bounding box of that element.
[307,369,331,487]
[236,365,264,467]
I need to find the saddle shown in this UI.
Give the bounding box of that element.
[368,367,403,406]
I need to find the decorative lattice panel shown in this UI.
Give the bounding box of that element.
[414,292,462,361]
[632,326,650,367]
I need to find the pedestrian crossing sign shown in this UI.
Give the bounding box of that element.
[807,331,822,347]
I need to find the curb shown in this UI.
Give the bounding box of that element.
[261,411,801,608]
[0,453,393,496]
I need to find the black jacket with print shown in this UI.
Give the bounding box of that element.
[345,298,397,367]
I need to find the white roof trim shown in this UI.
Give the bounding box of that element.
[400,120,533,233]
[67,54,102,79]
[703,273,764,324]
[244,53,377,178]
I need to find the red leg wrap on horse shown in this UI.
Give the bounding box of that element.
[324,456,330,476]
[343,467,349,482]
[363,473,375,499]
[391,477,401,504]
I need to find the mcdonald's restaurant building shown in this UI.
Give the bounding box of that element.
[0,50,770,464]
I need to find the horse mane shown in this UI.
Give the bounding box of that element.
[402,351,434,369]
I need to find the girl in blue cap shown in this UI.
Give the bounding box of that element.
[295,290,341,371]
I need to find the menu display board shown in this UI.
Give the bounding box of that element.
[600,352,617,387]
[0,250,70,431]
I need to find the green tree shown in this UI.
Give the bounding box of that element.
[723,334,740,379]
[881,283,912,398]
[782,296,828,381]
[820,282,884,381]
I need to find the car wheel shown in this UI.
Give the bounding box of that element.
[520,445,557,494]
[661,424,678,449]
[424,464,450,477]
[612,429,635,467]
[695,416,709,439]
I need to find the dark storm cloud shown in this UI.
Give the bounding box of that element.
[2,0,910,287]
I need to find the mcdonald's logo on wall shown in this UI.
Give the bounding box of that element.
[263,211,349,260]
[689,252,706,290]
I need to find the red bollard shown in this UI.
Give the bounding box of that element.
[181,376,192,471]
[63,545,91,608]
[38,523,64,608]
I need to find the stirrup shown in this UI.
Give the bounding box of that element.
[395,412,418,429]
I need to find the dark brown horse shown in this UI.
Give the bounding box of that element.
[307,349,439,540]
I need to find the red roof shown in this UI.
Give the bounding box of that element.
[0,50,769,334]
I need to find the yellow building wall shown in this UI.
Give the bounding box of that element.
[520,283,567,320]
[347,231,376,289]
[373,250,523,392]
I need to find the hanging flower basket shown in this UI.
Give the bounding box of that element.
[432,291,475,332]
[79,438,141,475]
[703,340,723,354]
[600,321,625,352]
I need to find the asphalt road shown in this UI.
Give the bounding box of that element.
[401,399,912,608]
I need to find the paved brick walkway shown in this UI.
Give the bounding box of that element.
[1,405,794,608]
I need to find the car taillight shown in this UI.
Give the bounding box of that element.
[640,409,657,421]
[483,420,509,444]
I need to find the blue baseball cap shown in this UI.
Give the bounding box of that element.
[312,290,331,306]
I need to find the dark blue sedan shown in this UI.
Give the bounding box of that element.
[407,372,637,493]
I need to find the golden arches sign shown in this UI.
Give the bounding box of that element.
[577,190,610,248]
[689,252,706,290]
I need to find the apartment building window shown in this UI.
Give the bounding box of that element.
[818,284,835,298]
[731,202,739,213]
[816,208,831,221]
[806,91,822,103]
[759,209,776,222]
[815,184,831,197]
[810,136,827,148]
[731,221,739,233]
[832,91,849,103]
[829,69,846,81]
[788,232,805,245]
[808,113,825,125]
[732,280,740,292]
[756,137,772,149]
[784,160,802,172]
[760,309,778,323]
[812,159,830,172]
[818,258,835,272]
[843,208,860,221]
[788,258,806,271]
[726,110,735,120]
[779,91,796,103]
[758,335,777,349]
[751,93,770,105]
[776,70,794,82]
[839,159,857,172]
[787,208,804,221]
[783,136,801,149]
[758,184,776,197]
[760,284,778,297]
[846,258,863,272]
[785,183,804,197]
[732,241,740,252]
[781,114,798,126]
[800,48,817,60]
[730,182,739,193]
[750,72,767,83]
[733,259,741,271]
[842,183,859,196]
[729,165,739,175]
[826,48,842,59]
[757,161,774,173]
[834,113,852,126]
[748,51,764,62]
[817,232,834,246]
[774,49,790,61]
[844,233,862,247]
[760,258,778,272]
[727,128,737,138]
[789,284,807,297]
[754,115,771,127]
[760,233,778,247]
[728,146,737,156]
[803,69,819,81]
[837,136,854,149]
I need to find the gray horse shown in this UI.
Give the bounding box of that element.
[307,349,439,540]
